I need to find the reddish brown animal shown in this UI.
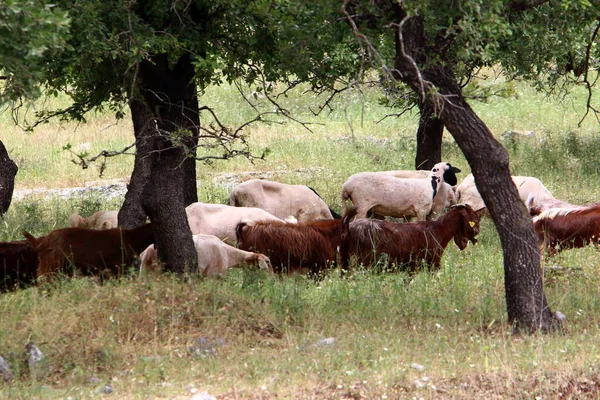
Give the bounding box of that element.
[531,204,600,254]
[340,204,480,273]
[236,219,343,275]
[23,223,154,280]
[0,240,39,291]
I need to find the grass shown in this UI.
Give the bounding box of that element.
[2,75,600,398]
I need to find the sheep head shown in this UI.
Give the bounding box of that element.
[431,162,461,186]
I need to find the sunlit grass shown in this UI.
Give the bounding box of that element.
[2,76,600,398]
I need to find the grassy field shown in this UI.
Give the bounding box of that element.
[2,76,600,399]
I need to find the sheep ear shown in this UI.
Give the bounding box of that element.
[431,176,438,198]
[443,168,459,186]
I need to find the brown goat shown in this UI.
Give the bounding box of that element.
[23,223,154,281]
[235,219,342,275]
[340,204,480,273]
[532,204,600,254]
[0,240,39,291]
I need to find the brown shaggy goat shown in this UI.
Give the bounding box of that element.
[532,204,600,254]
[235,219,342,274]
[340,204,480,273]
[23,223,154,280]
[0,240,39,291]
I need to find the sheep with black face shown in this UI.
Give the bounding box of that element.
[340,162,461,221]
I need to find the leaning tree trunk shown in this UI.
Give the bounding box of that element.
[431,69,558,332]
[118,98,155,228]
[0,141,18,216]
[136,53,200,274]
[387,10,559,332]
[415,101,444,170]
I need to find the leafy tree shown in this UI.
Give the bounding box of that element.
[0,0,69,216]
[4,0,354,273]
[342,0,599,332]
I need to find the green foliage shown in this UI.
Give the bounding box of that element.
[0,0,70,102]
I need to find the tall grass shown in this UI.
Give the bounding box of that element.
[2,76,600,398]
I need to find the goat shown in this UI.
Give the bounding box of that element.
[185,202,287,244]
[0,240,39,291]
[340,204,480,273]
[139,234,273,277]
[531,204,600,254]
[236,218,343,275]
[457,174,556,214]
[228,179,336,222]
[23,223,154,281]
[341,162,461,221]
[69,210,118,229]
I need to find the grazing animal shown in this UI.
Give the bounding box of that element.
[236,218,343,275]
[228,179,337,222]
[185,202,287,244]
[0,240,39,291]
[69,210,118,229]
[531,204,600,254]
[23,223,154,280]
[457,174,556,214]
[340,204,480,273]
[341,162,461,221]
[139,234,273,277]
[526,194,578,217]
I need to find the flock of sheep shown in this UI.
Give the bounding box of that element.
[1,160,598,290]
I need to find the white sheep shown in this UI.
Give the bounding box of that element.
[341,162,461,221]
[185,202,289,244]
[457,174,558,214]
[228,179,337,221]
[139,234,273,277]
[69,210,118,229]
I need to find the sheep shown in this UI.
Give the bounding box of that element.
[23,223,154,281]
[0,240,39,291]
[457,174,557,214]
[139,234,273,277]
[341,162,461,221]
[228,179,338,221]
[531,204,600,254]
[526,194,578,217]
[69,210,118,229]
[340,204,480,273]
[235,218,343,275]
[185,202,289,244]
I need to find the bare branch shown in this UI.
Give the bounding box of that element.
[578,18,600,126]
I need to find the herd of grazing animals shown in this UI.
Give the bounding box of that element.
[0,160,597,291]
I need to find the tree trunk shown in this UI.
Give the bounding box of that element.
[430,69,558,332]
[386,9,559,332]
[136,53,200,274]
[118,98,154,228]
[0,141,18,216]
[415,101,443,170]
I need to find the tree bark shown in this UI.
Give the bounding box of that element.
[433,69,558,332]
[118,98,154,228]
[136,53,200,274]
[385,8,559,332]
[0,141,18,216]
[415,101,444,170]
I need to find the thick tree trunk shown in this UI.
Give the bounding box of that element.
[136,53,200,274]
[118,98,154,228]
[0,141,18,216]
[385,8,559,332]
[437,79,558,332]
[415,101,443,170]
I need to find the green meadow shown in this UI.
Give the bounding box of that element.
[1,76,600,399]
